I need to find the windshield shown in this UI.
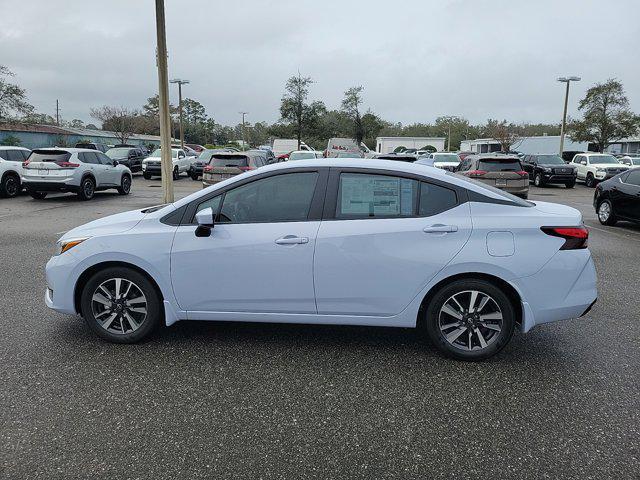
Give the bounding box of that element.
[198,150,216,160]
[289,152,316,160]
[478,158,522,172]
[150,149,178,158]
[448,172,532,207]
[632,158,640,165]
[536,155,564,165]
[590,155,619,164]
[106,148,130,159]
[433,154,460,163]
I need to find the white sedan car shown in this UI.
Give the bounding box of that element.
[45,158,597,360]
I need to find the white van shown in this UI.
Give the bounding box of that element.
[272,139,313,157]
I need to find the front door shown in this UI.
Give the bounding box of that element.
[171,170,324,314]
[314,170,472,316]
[618,169,640,220]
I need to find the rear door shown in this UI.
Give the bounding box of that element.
[314,169,472,317]
[618,170,640,221]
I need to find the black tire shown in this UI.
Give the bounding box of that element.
[424,279,516,361]
[80,266,162,343]
[77,176,95,201]
[190,170,200,181]
[565,180,575,189]
[173,166,179,180]
[28,190,47,200]
[585,173,596,188]
[143,172,152,180]
[534,173,545,187]
[0,172,21,198]
[117,174,132,195]
[597,199,617,226]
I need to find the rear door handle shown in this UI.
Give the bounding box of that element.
[275,235,309,245]
[423,224,458,234]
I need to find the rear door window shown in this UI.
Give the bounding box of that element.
[80,152,100,164]
[6,150,25,162]
[337,173,418,218]
[419,182,458,216]
[625,169,640,186]
[97,152,113,165]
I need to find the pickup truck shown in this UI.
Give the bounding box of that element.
[142,148,196,180]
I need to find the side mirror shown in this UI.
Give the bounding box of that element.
[113,160,119,167]
[195,207,214,237]
[581,160,587,165]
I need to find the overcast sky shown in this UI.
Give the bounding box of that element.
[1,0,638,127]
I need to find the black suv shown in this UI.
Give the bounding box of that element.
[522,154,577,188]
[75,142,109,153]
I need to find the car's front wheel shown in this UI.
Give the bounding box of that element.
[143,172,152,180]
[565,180,575,188]
[534,173,545,187]
[424,279,516,361]
[118,174,131,195]
[597,199,617,226]
[585,173,596,187]
[172,166,179,180]
[80,267,162,343]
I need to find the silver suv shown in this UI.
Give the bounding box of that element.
[22,148,132,200]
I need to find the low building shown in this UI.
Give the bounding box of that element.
[604,137,640,154]
[375,136,446,153]
[0,123,166,150]
[460,136,590,155]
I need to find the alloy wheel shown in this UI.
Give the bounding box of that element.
[91,278,147,335]
[438,290,503,351]
[5,176,19,196]
[84,179,94,197]
[598,202,611,222]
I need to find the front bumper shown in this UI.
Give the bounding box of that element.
[540,173,577,184]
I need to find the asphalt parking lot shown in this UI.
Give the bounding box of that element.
[1,174,639,479]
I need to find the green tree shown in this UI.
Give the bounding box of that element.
[341,86,365,145]
[68,119,86,128]
[0,135,21,146]
[0,65,33,121]
[568,79,640,152]
[182,98,207,125]
[484,119,521,152]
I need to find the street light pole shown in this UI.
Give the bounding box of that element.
[170,79,190,150]
[557,76,581,156]
[154,0,174,203]
[239,111,248,150]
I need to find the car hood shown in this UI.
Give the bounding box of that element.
[59,209,148,241]
[591,163,628,168]
[434,161,460,166]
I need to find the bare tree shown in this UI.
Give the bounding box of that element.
[0,65,34,121]
[485,119,520,152]
[90,106,141,144]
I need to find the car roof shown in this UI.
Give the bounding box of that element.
[290,150,316,154]
[468,153,520,159]
[0,146,30,151]
[35,147,99,153]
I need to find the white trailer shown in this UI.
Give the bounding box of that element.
[375,137,446,154]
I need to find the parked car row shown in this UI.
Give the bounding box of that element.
[593,167,640,227]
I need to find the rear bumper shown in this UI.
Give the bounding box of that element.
[514,249,598,332]
[22,180,80,193]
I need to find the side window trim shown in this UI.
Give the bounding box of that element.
[183,167,329,225]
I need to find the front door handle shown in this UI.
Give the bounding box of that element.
[275,235,309,245]
[423,224,458,234]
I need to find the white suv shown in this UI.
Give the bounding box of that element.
[22,148,132,200]
[572,153,629,187]
[0,146,31,197]
[142,148,195,180]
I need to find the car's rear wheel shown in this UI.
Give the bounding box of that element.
[585,173,596,187]
[172,166,179,180]
[77,176,95,201]
[424,279,516,361]
[118,174,131,195]
[80,267,162,343]
[597,199,617,226]
[0,172,21,198]
[28,190,47,200]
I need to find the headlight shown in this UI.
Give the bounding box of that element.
[596,167,606,172]
[542,167,552,173]
[55,237,88,256]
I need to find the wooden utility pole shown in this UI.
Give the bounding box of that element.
[155,0,174,203]
[56,100,60,126]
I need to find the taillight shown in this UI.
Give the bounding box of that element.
[22,160,30,167]
[56,161,80,168]
[541,226,588,250]
[203,165,213,173]
[467,170,487,177]
[238,166,254,171]
[515,170,528,177]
